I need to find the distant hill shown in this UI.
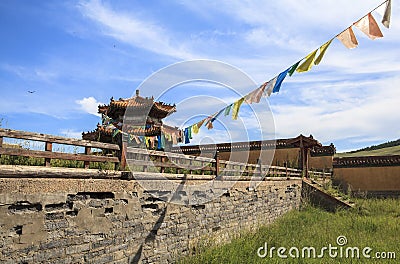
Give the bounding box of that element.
[336,139,400,157]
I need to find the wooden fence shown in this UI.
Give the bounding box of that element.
[0,128,120,169]
[0,128,332,179]
[126,147,304,178]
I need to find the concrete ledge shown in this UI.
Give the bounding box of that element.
[302,178,354,212]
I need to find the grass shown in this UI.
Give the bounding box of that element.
[335,145,400,157]
[179,199,400,263]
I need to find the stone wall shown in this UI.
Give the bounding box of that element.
[0,177,301,263]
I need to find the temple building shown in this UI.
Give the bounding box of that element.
[82,90,181,150]
[173,134,336,172]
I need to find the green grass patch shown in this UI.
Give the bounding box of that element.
[180,199,400,263]
[336,145,400,157]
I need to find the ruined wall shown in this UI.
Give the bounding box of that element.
[0,177,301,263]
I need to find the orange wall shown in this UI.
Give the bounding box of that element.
[217,148,332,170]
[309,156,333,170]
[333,167,400,192]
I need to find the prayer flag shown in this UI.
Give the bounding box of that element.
[288,61,301,76]
[354,13,383,40]
[273,68,290,93]
[314,39,333,65]
[206,121,214,130]
[337,27,358,49]
[145,136,150,148]
[232,97,245,120]
[224,104,232,116]
[297,49,318,73]
[245,84,266,104]
[197,118,206,128]
[188,126,192,139]
[382,0,391,28]
[112,129,120,138]
[184,128,190,144]
[264,77,278,97]
[192,123,199,134]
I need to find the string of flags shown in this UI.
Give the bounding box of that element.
[181,0,392,144]
[101,114,184,149]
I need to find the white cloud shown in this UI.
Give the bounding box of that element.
[265,76,400,148]
[78,0,194,59]
[76,97,103,116]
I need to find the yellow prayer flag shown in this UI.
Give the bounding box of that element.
[296,49,318,73]
[314,39,333,65]
[192,124,199,134]
[232,97,245,120]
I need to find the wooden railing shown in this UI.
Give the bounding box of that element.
[0,128,332,179]
[126,147,303,178]
[0,128,120,169]
[308,170,332,180]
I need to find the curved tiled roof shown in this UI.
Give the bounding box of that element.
[98,94,176,119]
[83,124,163,138]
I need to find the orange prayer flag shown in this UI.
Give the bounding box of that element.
[354,13,383,40]
[245,85,266,104]
[337,27,358,49]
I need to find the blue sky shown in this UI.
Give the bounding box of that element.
[1,0,399,152]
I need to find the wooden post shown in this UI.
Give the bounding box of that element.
[285,161,288,178]
[160,156,165,173]
[257,159,262,177]
[214,151,220,178]
[0,136,3,159]
[45,142,52,167]
[120,142,127,170]
[189,159,193,175]
[304,148,309,178]
[84,146,91,169]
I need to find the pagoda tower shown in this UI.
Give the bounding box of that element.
[82,90,181,151]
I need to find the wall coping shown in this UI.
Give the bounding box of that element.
[333,155,400,168]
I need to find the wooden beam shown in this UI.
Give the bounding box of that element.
[0,128,120,150]
[0,147,119,163]
[0,165,121,179]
